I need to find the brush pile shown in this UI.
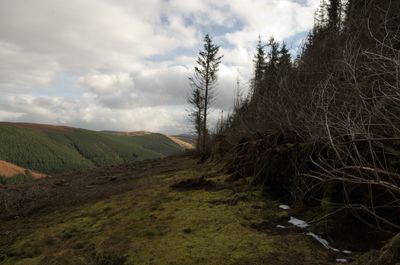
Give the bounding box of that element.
[216,0,400,245]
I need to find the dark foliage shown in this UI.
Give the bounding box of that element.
[214,0,400,244]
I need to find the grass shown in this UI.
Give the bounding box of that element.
[0,124,184,174]
[0,158,335,265]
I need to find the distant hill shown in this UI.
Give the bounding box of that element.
[104,130,196,149]
[101,130,152,136]
[0,122,185,174]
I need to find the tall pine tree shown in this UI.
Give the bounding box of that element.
[252,36,266,98]
[189,34,223,153]
[266,37,280,73]
[278,42,291,68]
[327,0,341,31]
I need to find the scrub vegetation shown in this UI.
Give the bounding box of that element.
[207,0,400,260]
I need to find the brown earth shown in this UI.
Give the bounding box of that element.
[0,155,191,220]
[0,160,46,179]
[168,135,195,149]
[172,135,196,145]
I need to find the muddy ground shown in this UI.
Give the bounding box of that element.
[0,156,190,220]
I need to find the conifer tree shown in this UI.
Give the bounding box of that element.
[234,75,243,113]
[252,36,266,98]
[266,37,280,73]
[316,0,328,29]
[187,84,204,152]
[189,34,223,153]
[278,42,291,68]
[327,0,341,31]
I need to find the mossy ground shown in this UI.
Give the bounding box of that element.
[0,158,335,265]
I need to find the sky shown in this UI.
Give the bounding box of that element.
[0,0,320,134]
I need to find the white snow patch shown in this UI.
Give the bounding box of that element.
[306,232,341,253]
[281,217,353,258]
[306,232,330,249]
[279,204,291,210]
[288,217,309,228]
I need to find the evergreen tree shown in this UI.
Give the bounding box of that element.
[316,0,328,30]
[234,74,243,113]
[304,31,314,52]
[187,84,204,152]
[189,34,223,153]
[252,36,266,98]
[266,37,280,73]
[327,0,341,31]
[278,42,291,68]
[216,110,224,135]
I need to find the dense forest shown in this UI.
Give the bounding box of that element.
[188,0,400,260]
[0,123,184,174]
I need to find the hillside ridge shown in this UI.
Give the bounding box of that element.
[0,122,185,174]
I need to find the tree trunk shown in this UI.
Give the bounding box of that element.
[202,62,210,153]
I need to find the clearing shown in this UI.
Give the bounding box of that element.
[0,156,345,265]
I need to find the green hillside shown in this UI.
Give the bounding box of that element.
[0,123,184,174]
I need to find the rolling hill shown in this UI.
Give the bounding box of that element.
[0,122,185,174]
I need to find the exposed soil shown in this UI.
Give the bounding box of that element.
[0,160,46,179]
[167,135,195,149]
[0,155,190,220]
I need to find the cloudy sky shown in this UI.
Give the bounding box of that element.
[0,0,319,134]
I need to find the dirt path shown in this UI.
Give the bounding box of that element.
[0,156,341,265]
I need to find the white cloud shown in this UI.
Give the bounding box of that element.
[0,0,319,133]
[79,73,134,93]
[0,41,59,91]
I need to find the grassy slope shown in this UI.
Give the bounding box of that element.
[0,158,334,265]
[0,124,184,174]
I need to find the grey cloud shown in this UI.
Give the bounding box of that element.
[0,0,318,133]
